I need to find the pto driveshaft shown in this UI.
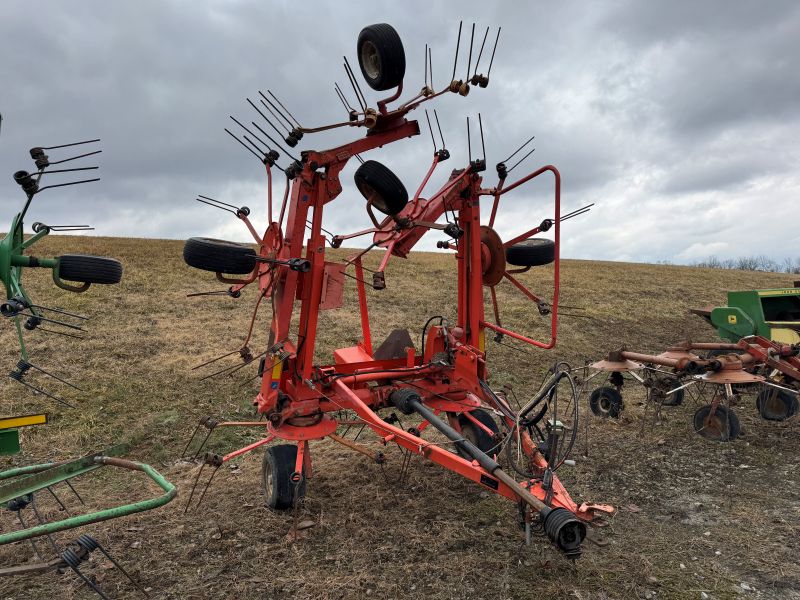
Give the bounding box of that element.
[389,388,586,558]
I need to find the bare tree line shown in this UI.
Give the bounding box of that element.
[689,256,800,274]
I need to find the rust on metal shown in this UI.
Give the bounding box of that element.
[591,350,643,372]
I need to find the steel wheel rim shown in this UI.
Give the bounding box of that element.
[360,41,381,80]
[463,426,479,447]
[701,413,726,440]
[265,461,274,499]
[359,181,390,214]
[650,377,673,404]
[762,390,788,419]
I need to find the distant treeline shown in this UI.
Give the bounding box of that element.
[689,256,800,274]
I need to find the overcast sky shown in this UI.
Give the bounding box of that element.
[0,1,798,264]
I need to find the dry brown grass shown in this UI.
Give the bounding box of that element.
[1,235,798,599]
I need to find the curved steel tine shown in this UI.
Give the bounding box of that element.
[91,538,151,597]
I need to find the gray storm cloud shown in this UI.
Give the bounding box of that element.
[0,0,797,264]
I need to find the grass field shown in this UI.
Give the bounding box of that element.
[1,236,798,599]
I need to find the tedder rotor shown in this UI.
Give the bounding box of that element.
[583,336,800,442]
[183,22,612,559]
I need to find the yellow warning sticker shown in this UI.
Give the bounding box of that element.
[728,315,737,324]
[0,414,47,430]
[270,359,283,390]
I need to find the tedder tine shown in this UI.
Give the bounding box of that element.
[181,416,219,461]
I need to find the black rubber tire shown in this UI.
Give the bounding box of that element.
[693,404,741,441]
[183,237,256,274]
[588,386,623,419]
[261,444,306,510]
[505,238,556,267]
[649,377,684,406]
[354,160,408,216]
[661,388,685,406]
[458,408,500,456]
[57,254,122,284]
[356,23,406,91]
[756,388,799,421]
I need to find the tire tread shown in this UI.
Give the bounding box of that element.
[183,237,256,274]
[58,254,123,284]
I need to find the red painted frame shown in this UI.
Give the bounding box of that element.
[204,106,610,525]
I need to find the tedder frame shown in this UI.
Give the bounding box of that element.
[184,22,612,558]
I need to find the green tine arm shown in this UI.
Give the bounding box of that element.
[0,444,129,503]
[0,457,176,545]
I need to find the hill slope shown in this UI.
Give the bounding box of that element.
[1,236,798,599]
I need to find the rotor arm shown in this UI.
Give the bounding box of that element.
[371,168,474,262]
[330,150,452,250]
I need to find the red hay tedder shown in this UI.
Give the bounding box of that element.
[585,335,800,441]
[182,22,612,558]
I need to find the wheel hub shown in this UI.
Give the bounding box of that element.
[265,463,274,492]
[649,377,678,404]
[703,414,725,438]
[694,403,738,441]
[463,429,478,446]
[360,41,381,79]
[479,225,506,286]
[762,389,788,419]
